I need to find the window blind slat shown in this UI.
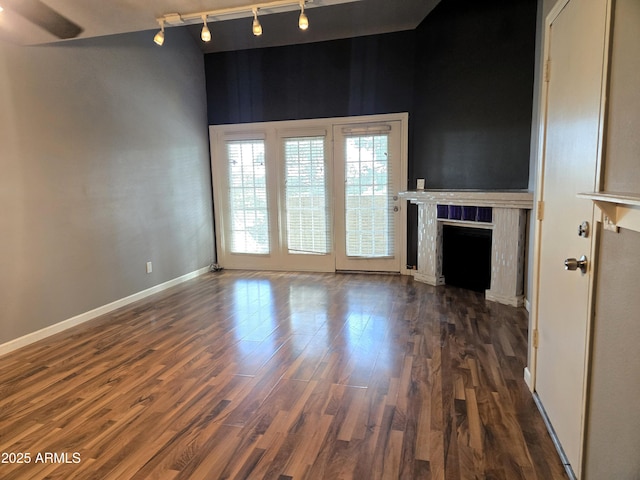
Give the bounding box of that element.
[226,140,270,254]
[344,134,394,258]
[284,136,330,255]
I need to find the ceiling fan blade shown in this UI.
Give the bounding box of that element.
[2,0,83,39]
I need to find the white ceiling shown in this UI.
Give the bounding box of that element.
[0,0,440,53]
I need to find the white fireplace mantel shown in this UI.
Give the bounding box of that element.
[399,189,534,307]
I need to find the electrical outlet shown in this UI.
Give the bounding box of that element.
[146,261,153,273]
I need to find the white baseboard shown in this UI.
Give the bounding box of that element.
[524,367,534,391]
[533,393,576,480]
[485,291,525,307]
[0,266,210,357]
[414,271,445,286]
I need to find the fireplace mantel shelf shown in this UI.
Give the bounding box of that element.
[399,189,534,209]
[399,189,533,307]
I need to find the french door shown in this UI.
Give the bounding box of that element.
[279,131,333,271]
[333,122,403,272]
[210,114,407,273]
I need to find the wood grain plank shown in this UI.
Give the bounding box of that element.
[0,272,567,480]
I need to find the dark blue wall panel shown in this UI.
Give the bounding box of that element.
[411,0,536,190]
[205,30,416,124]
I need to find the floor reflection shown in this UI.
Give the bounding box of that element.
[288,282,329,351]
[232,278,275,358]
[222,272,401,387]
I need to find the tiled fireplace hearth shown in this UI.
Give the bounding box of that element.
[399,190,534,307]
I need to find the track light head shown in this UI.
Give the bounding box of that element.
[153,1,317,45]
[154,20,165,46]
[298,12,308,30]
[252,8,262,36]
[201,15,211,42]
[298,2,308,30]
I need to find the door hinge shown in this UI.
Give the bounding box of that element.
[533,329,539,349]
[536,200,544,221]
[544,59,551,83]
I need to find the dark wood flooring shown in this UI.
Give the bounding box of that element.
[0,271,567,479]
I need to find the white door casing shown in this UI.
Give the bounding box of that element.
[530,0,611,476]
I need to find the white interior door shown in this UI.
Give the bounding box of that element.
[534,0,609,476]
[333,121,403,272]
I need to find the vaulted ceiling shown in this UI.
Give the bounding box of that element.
[0,0,440,52]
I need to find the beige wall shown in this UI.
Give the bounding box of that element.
[0,29,213,345]
[584,0,640,477]
[601,0,640,192]
[585,229,640,479]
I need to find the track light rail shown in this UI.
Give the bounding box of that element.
[156,0,312,26]
[154,0,313,45]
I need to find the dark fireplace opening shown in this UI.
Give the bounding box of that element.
[442,225,492,292]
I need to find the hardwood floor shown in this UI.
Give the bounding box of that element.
[0,271,567,479]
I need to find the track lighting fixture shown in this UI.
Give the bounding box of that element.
[252,8,262,36]
[154,0,315,46]
[298,1,309,30]
[201,15,211,42]
[153,20,165,46]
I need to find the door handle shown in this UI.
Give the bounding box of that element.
[564,255,588,275]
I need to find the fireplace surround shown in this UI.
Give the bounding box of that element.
[399,190,534,306]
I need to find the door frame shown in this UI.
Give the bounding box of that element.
[330,113,409,275]
[527,0,613,474]
[210,113,409,275]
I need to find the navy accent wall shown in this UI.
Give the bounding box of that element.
[411,0,536,189]
[406,0,536,264]
[205,30,416,124]
[204,0,537,266]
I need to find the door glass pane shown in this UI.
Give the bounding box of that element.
[344,134,394,257]
[284,136,329,254]
[226,140,269,254]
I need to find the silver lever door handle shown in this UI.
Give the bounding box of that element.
[564,255,588,275]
